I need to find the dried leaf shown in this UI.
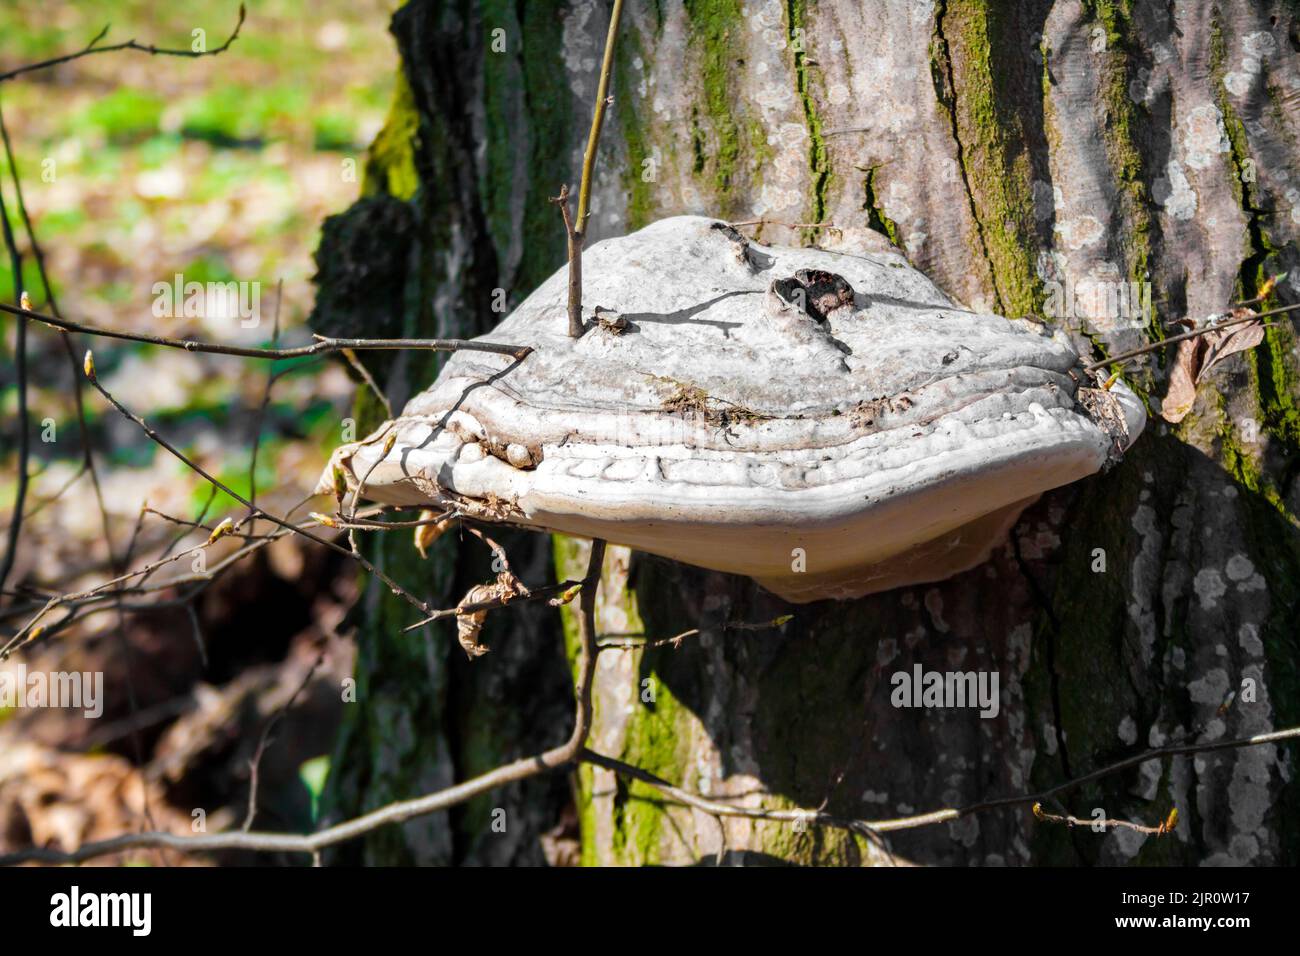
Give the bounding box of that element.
[1160,338,1202,423]
[494,569,529,601]
[453,571,530,658]
[1199,312,1265,376]
[413,510,450,558]
[1161,309,1264,424]
[456,582,498,659]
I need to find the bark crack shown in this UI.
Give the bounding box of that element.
[1009,529,1073,781]
[786,0,830,237]
[1010,529,1088,863]
[929,0,1004,314]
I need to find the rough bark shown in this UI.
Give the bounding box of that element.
[313,0,1300,865]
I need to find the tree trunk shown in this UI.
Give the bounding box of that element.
[311,0,1300,866]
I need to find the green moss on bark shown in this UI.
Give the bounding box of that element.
[1078,0,1159,355]
[616,25,655,230]
[786,0,830,234]
[480,0,522,268]
[863,165,902,248]
[554,536,695,865]
[684,0,748,212]
[930,1,1041,316]
[363,72,421,202]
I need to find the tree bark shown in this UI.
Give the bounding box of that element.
[312,0,1300,866]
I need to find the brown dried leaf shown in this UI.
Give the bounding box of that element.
[1199,313,1265,377]
[456,583,499,659]
[1161,310,1264,423]
[413,510,450,558]
[1160,337,1203,423]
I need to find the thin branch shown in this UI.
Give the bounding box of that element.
[244,643,327,832]
[576,0,623,234]
[10,523,300,643]
[0,172,28,599]
[598,615,791,652]
[5,596,1294,864]
[557,0,624,338]
[2,536,213,658]
[69,360,433,615]
[2,301,531,359]
[1,71,117,594]
[582,725,1300,842]
[728,219,837,230]
[1030,802,1178,837]
[10,718,1287,866]
[247,279,283,516]
[400,579,581,632]
[139,488,220,586]
[328,511,456,532]
[0,4,246,84]
[338,347,393,418]
[1083,302,1300,373]
[553,185,583,338]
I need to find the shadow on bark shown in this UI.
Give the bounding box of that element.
[627,435,1299,865]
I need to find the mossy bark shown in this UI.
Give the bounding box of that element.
[313,0,1300,865]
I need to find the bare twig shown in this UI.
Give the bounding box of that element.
[247,278,284,516]
[598,615,791,652]
[583,724,1300,844]
[557,0,624,338]
[337,347,393,418]
[400,579,581,632]
[0,4,246,84]
[2,301,533,360]
[1083,302,1300,373]
[329,511,455,532]
[554,185,583,338]
[71,359,434,616]
[728,219,837,230]
[0,166,28,598]
[576,2,623,237]
[2,536,214,658]
[8,717,1289,866]
[4,515,327,651]
[1030,802,1178,837]
[2,63,116,589]
[244,643,328,831]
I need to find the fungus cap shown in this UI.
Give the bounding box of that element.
[321,216,1144,602]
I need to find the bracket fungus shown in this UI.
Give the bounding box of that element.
[321,216,1144,603]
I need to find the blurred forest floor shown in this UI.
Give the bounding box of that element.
[0,0,396,863]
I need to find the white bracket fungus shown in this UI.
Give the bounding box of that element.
[321,216,1144,603]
